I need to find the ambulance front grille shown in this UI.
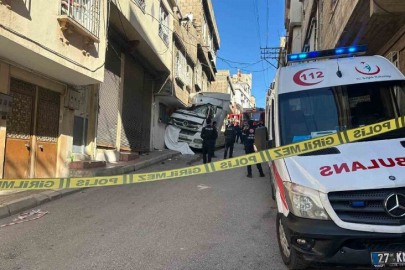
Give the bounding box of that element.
[328,188,405,226]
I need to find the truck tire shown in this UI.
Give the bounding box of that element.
[276,214,309,270]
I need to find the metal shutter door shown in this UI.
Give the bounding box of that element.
[120,56,152,151]
[97,69,120,147]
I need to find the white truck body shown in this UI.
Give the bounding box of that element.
[169,92,231,149]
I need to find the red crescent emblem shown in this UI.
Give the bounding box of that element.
[355,65,381,75]
[293,68,324,86]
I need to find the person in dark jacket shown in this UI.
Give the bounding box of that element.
[245,120,265,178]
[212,121,218,158]
[241,124,248,144]
[201,118,218,164]
[234,123,241,143]
[224,122,237,159]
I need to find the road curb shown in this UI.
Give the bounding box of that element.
[0,152,181,220]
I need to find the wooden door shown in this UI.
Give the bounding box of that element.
[4,79,36,179]
[34,88,60,178]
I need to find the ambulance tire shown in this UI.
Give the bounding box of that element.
[276,214,309,270]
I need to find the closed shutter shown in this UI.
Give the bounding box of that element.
[97,69,120,147]
[121,56,152,151]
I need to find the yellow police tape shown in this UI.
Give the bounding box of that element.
[0,117,404,190]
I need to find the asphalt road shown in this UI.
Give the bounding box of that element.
[0,144,320,270]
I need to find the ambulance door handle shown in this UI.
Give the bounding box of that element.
[25,143,30,151]
[38,145,44,151]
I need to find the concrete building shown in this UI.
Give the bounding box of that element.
[0,0,108,178]
[284,0,303,54]
[211,70,236,113]
[95,0,179,160]
[250,95,256,109]
[178,0,220,93]
[232,70,252,110]
[96,0,221,155]
[285,0,405,111]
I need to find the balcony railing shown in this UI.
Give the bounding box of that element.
[133,0,145,12]
[60,0,101,38]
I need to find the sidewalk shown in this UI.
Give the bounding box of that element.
[0,149,181,219]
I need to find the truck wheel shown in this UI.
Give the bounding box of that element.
[276,214,309,270]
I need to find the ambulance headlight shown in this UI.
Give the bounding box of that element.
[284,183,330,220]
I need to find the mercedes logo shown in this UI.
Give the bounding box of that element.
[183,121,189,127]
[384,193,405,218]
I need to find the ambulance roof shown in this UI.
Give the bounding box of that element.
[277,56,405,95]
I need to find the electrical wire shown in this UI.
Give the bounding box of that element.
[266,0,270,47]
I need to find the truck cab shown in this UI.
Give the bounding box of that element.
[266,46,405,269]
[169,92,231,149]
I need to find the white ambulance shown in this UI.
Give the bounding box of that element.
[265,46,405,269]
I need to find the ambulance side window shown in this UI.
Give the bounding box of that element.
[270,99,276,148]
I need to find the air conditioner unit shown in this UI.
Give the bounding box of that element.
[386,51,400,68]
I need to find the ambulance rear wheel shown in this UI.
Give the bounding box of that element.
[276,214,309,270]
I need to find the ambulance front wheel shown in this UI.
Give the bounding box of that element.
[276,214,309,270]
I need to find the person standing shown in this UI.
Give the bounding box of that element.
[224,122,236,159]
[201,118,218,164]
[211,121,218,158]
[234,123,241,143]
[245,120,265,178]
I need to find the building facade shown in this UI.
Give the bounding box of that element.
[0,0,108,178]
[95,0,179,160]
[283,0,405,110]
[250,95,256,109]
[178,0,220,93]
[211,70,236,113]
[232,71,253,110]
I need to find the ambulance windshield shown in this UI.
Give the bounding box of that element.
[279,80,405,145]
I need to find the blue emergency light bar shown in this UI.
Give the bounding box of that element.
[287,45,368,63]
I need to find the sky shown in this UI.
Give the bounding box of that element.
[212,0,285,108]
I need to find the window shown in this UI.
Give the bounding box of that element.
[279,81,405,145]
[175,49,189,87]
[159,3,169,46]
[202,16,207,45]
[270,100,276,147]
[60,0,101,38]
[133,0,146,12]
[159,103,169,124]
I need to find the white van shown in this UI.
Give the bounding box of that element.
[265,46,405,269]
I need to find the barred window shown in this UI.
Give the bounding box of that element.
[159,103,169,124]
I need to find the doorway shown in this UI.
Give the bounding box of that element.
[4,78,60,179]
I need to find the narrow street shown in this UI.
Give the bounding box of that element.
[0,144,287,270]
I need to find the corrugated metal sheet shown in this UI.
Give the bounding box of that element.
[120,56,152,151]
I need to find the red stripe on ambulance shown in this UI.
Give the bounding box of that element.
[272,162,289,210]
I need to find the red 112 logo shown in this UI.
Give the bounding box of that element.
[293,68,325,86]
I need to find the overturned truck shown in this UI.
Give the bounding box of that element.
[168,92,231,149]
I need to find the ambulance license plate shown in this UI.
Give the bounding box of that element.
[371,251,405,268]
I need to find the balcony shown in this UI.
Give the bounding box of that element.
[58,0,101,51]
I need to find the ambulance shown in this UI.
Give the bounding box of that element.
[265,45,405,269]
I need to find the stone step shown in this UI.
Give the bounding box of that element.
[68,161,106,170]
[120,152,140,162]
